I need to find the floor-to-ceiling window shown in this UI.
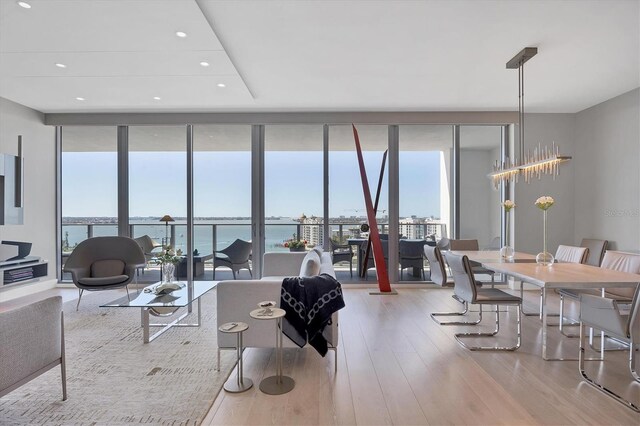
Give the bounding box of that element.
[194,125,252,280]
[264,125,324,252]
[398,125,452,281]
[129,126,186,283]
[329,125,388,281]
[61,126,118,279]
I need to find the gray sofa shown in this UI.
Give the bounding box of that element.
[0,296,67,400]
[216,250,339,370]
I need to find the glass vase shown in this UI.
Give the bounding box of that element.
[536,209,555,266]
[162,263,175,283]
[500,211,514,260]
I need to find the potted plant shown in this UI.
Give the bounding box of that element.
[283,235,307,252]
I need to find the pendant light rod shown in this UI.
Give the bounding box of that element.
[507,47,537,163]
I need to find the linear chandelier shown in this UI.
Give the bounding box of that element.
[489,47,571,189]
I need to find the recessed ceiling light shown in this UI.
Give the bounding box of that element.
[17,1,31,9]
[153,96,161,100]
[75,97,85,101]
[55,63,66,68]
[200,61,210,67]
[217,83,226,88]
[175,31,187,38]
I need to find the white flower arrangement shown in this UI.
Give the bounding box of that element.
[502,200,516,212]
[535,196,555,210]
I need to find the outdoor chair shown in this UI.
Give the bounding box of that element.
[330,239,354,277]
[361,239,388,280]
[579,285,640,412]
[213,239,252,279]
[133,234,162,274]
[447,253,522,351]
[64,236,145,310]
[399,239,426,280]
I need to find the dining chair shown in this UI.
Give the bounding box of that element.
[580,238,608,267]
[447,253,522,351]
[558,251,640,338]
[426,246,473,325]
[579,285,640,412]
[449,239,496,284]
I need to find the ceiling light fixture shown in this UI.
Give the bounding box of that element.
[217,83,226,88]
[55,63,66,68]
[153,96,161,100]
[175,31,187,38]
[75,97,85,101]
[200,61,210,67]
[17,1,31,9]
[489,47,571,189]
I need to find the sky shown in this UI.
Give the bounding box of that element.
[61,150,442,218]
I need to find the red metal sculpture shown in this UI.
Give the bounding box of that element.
[352,124,392,293]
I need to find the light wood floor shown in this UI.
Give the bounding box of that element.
[203,287,640,425]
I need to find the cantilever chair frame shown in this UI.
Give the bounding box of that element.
[426,245,478,326]
[448,253,522,351]
[578,286,640,413]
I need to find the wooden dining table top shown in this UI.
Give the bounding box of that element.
[480,261,640,289]
[447,250,537,263]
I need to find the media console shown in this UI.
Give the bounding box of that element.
[0,256,48,288]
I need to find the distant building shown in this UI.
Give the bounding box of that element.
[301,215,324,247]
[399,217,424,239]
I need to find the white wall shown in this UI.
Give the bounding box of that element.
[459,149,496,247]
[514,114,576,256]
[574,89,640,252]
[0,97,57,301]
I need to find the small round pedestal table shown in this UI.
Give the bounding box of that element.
[218,321,253,393]
[249,308,295,395]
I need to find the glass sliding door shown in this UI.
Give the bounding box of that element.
[129,126,186,283]
[264,125,324,253]
[61,126,118,280]
[194,125,252,280]
[398,125,452,282]
[329,124,388,282]
[458,126,502,249]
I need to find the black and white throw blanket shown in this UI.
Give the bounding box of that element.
[280,274,345,356]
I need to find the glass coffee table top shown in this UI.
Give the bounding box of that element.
[101,281,217,308]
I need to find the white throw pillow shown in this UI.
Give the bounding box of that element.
[299,250,321,277]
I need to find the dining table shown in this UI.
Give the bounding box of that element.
[480,261,640,360]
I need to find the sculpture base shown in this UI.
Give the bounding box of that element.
[369,290,398,295]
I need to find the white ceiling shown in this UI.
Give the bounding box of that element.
[1,0,638,113]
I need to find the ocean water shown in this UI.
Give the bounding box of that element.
[61,219,304,254]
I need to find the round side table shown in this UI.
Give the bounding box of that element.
[218,322,253,393]
[249,308,295,395]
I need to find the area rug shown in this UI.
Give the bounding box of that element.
[0,290,235,425]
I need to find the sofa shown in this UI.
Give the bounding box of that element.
[216,249,339,370]
[0,296,67,400]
